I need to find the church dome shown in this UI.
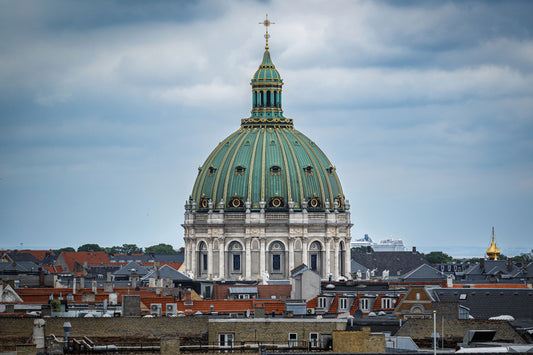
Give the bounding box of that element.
[190,43,345,212]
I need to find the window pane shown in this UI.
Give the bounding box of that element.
[233,254,241,271]
[273,254,281,270]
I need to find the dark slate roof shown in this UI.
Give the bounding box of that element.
[431,288,533,321]
[400,264,447,281]
[0,261,41,273]
[351,260,369,274]
[108,254,153,263]
[290,264,320,278]
[85,265,121,278]
[142,265,191,281]
[351,251,428,277]
[4,252,38,263]
[465,260,521,276]
[153,253,184,263]
[114,261,149,277]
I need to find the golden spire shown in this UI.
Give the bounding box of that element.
[486,226,501,260]
[259,13,275,50]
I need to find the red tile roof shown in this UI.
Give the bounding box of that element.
[58,252,111,272]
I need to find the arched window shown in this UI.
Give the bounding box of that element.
[309,241,322,275]
[260,91,264,107]
[197,241,208,277]
[228,241,243,275]
[268,241,286,278]
[266,90,271,106]
[273,90,277,107]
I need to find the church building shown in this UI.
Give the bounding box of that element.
[183,18,352,281]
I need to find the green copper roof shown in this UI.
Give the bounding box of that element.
[192,126,344,211]
[191,44,345,212]
[252,50,281,81]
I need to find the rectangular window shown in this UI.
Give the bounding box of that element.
[339,298,348,310]
[219,333,234,352]
[360,298,369,311]
[309,333,319,348]
[311,254,318,271]
[273,254,281,270]
[381,298,392,309]
[203,254,208,271]
[233,254,240,271]
[288,333,298,348]
[318,297,327,309]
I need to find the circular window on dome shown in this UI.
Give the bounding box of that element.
[269,196,285,208]
[308,197,321,209]
[303,165,313,176]
[270,165,281,175]
[199,198,209,209]
[235,165,246,176]
[228,195,244,209]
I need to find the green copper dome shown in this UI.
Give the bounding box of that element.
[191,46,344,212]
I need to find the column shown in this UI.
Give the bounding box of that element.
[219,238,225,280]
[260,238,266,277]
[245,237,252,280]
[325,237,331,278]
[345,237,351,279]
[302,239,308,266]
[333,239,339,279]
[207,241,213,279]
[288,237,294,273]
[190,241,197,280]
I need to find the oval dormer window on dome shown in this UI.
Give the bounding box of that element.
[199,198,209,209]
[269,196,285,208]
[235,165,246,176]
[270,165,281,175]
[229,195,244,209]
[326,166,335,175]
[304,165,313,176]
[308,197,321,209]
[208,166,217,176]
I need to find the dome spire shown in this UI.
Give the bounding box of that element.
[259,13,275,50]
[486,226,501,260]
[242,14,292,127]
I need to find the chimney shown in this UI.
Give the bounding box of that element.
[72,277,76,294]
[92,280,97,294]
[412,246,417,253]
[480,258,485,271]
[507,259,513,271]
[183,289,192,304]
[366,246,372,253]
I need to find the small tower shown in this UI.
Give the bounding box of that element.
[486,226,501,260]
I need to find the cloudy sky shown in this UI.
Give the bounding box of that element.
[1,0,532,257]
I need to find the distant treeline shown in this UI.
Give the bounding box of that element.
[52,243,183,255]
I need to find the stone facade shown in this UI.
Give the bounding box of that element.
[183,209,351,281]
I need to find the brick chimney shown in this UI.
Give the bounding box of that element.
[412,246,417,253]
[183,289,192,304]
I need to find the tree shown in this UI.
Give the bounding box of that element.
[77,244,104,252]
[145,243,178,254]
[423,251,453,264]
[121,244,143,254]
[104,244,142,254]
[53,247,75,254]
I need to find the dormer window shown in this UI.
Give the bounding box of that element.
[270,165,281,175]
[235,165,245,176]
[303,165,313,176]
[326,166,335,175]
[318,297,327,309]
[208,166,217,176]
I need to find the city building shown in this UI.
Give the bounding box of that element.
[182,20,352,281]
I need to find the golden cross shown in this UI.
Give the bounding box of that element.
[259,13,275,50]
